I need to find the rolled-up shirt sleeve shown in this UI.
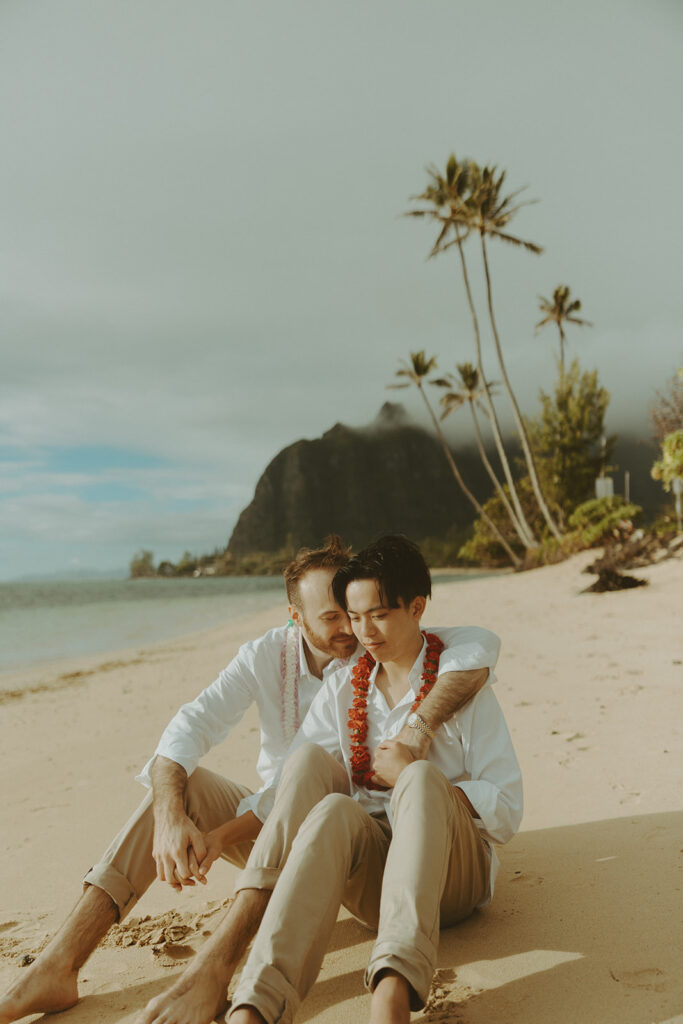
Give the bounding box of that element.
[430,626,501,676]
[136,649,259,788]
[454,685,523,845]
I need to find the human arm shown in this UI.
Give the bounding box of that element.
[394,667,491,760]
[394,625,500,758]
[453,685,523,843]
[150,755,208,891]
[136,639,264,789]
[197,811,263,878]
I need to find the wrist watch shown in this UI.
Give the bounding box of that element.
[407,712,434,739]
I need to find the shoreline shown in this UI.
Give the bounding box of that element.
[0,598,287,700]
[1,550,682,1023]
[1,567,506,686]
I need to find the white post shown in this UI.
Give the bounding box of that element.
[673,478,682,533]
[624,470,630,503]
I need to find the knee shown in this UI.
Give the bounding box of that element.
[281,742,334,778]
[304,792,365,839]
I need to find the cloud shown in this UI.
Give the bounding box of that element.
[1,0,681,579]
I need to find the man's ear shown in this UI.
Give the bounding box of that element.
[289,605,302,626]
[410,595,427,619]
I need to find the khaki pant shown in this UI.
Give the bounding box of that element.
[83,744,352,921]
[83,768,255,920]
[232,745,491,1023]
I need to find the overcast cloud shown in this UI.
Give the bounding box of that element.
[1,0,681,579]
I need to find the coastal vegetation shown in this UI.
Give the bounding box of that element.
[130,154,681,580]
[399,151,666,569]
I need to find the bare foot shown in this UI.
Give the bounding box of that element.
[136,961,228,1024]
[0,962,79,1024]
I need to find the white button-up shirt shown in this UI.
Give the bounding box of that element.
[286,636,522,903]
[137,623,501,821]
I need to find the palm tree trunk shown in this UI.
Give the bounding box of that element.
[454,229,538,548]
[416,382,523,568]
[480,235,564,541]
[556,323,568,494]
[469,401,532,547]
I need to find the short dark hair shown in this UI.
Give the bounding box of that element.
[283,534,352,608]
[332,534,431,610]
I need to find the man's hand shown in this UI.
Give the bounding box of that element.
[395,720,431,760]
[152,812,208,891]
[197,811,263,880]
[372,739,416,788]
[150,754,208,891]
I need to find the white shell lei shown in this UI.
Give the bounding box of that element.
[280,620,301,746]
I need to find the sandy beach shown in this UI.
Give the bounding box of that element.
[1,551,682,1024]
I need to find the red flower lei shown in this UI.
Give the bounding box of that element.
[348,631,444,790]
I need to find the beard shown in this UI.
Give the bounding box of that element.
[302,619,358,660]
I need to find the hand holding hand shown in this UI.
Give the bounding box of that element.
[372,739,416,788]
[196,811,264,880]
[195,827,226,879]
[152,812,208,891]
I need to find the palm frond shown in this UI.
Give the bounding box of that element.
[439,392,465,419]
[487,228,543,254]
[566,315,593,328]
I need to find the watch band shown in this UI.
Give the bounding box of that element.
[408,712,434,739]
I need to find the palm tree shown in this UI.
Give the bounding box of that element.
[536,285,592,381]
[437,363,532,549]
[406,155,538,548]
[465,163,564,541]
[389,351,523,568]
[535,285,593,496]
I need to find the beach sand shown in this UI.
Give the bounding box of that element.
[1,551,682,1023]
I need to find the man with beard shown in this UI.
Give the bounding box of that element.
[0,535,499,1024]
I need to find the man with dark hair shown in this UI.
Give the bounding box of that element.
[224,535,522,1024]
[331,532,432,610]
[0,535,499,1024]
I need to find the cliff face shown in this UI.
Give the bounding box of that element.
[227,404,489,557]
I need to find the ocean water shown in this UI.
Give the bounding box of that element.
[0,571,497,677]
[0,577,287,675]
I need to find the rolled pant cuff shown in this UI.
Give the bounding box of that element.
[231,963,300,1024]
[365,933,435,1011]
[83,863,137,921]
[234,865,281,894]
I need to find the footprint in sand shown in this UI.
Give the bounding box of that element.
[0,916,50,963]
[509,872,544,887]
[152,942,196,967]
[609,967,668,992]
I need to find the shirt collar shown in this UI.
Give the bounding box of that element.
[367,634,428,698]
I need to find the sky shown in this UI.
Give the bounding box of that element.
[1,0,681,580]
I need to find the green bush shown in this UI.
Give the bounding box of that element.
[567,496,642,547]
